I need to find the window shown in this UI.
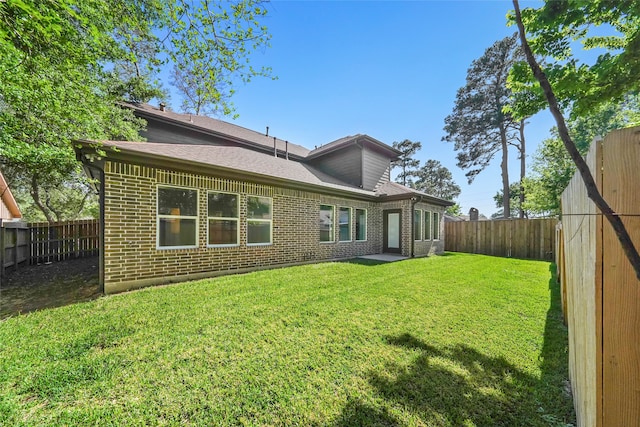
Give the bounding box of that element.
[355,209,367,241]
[414,209,422,241]
[433,212,440,240]
[319,205,334,242]
[424,210,432,240]
[157,186,198,248]
[339,207,352,242]
[207,192,239,246]
[247,196,272,245]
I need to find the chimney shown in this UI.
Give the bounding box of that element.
[159,102,166,112]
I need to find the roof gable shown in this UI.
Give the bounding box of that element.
[306,134,401,160]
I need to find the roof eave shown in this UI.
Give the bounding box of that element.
[74,140,378,202]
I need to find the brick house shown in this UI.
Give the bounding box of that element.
[75,103,453,294]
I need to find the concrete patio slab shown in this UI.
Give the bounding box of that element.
[357,254,409,263]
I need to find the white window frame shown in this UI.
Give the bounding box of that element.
[424,210,432,241]
[207,191,240,248]
[156,185,199,250]
[247,196,273,246]
[433,212,440,240]
[414,209,422,241]
[319,204,335,243]
[338,206,352,242]
[355,208,367,242]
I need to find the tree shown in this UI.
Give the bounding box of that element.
[493,182,527,219]
[524,95,640,216]
[0,0,272,221]
[510,0,640,278]
[414,159,461,200]
[391,139,422,187]
[443,34,525,218]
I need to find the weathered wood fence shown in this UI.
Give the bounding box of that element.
[0,219,99,278]
[557,126,640,426]
[444,218,557,261]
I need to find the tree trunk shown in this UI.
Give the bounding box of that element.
[30,175,55,223]
[519,119,526,219]
[499,123,511,218]
[513,0,640,280]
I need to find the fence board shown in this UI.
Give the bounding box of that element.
[559,126,640,426]
[560,138,602,427]
[1,220,99,277]
[600,128,640,426]
[444,218,557,261]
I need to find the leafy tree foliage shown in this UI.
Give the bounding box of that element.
[0,0,272,222]
[510,0,640,278]
[443,34,525,218]
[509,0,640,119]
[414,160,461,200]
[493,182,527,219]
[524,96,640,216]
[391,139,422,187]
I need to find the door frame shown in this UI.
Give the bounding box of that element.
[383,209,402,254]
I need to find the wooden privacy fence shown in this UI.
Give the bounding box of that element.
[557,126,640,427]
[0,219,99,278]
[444,218,557,261]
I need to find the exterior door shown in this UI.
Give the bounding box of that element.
[383,209,402,253]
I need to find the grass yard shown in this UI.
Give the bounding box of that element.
[0,253,575,426]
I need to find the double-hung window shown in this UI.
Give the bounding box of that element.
[157,186,198,249]
[355,208,367,241]
[247,196,272,245]
[433,212,440,240]
[338,207,352,242]
[319,205,334,242]
[424,210,432,240]
[414,209,422,241]
[207,192,239,247]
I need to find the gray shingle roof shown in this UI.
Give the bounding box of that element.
[93,141,374,197]
[124,103,311,158]
[375,181,454,206]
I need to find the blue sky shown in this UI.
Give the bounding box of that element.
[168,0,556,217]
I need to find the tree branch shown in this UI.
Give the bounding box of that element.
[512,0,640,280]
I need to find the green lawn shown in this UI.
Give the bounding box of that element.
[0,253,575,426]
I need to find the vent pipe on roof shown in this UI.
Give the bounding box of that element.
[286,141,289,160]
[273,136,277,158]
[266,126,269,137]
[159,102,166,112]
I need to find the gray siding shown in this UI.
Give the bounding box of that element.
[307,145,362,187]
[141,119,232,146]
[362,148,391,190]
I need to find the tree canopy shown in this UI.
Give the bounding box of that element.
[414,160,461,201]
[510,0,640,278]
[0,0,272,221]
[391,139,422,187]
[442,34,525,218]
[508,0,640,119]
[524,95,640,216]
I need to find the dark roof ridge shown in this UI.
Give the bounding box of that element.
[122,102,311,158]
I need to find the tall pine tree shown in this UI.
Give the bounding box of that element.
[442,34,524,218]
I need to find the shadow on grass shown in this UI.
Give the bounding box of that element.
[335,264,576,426]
